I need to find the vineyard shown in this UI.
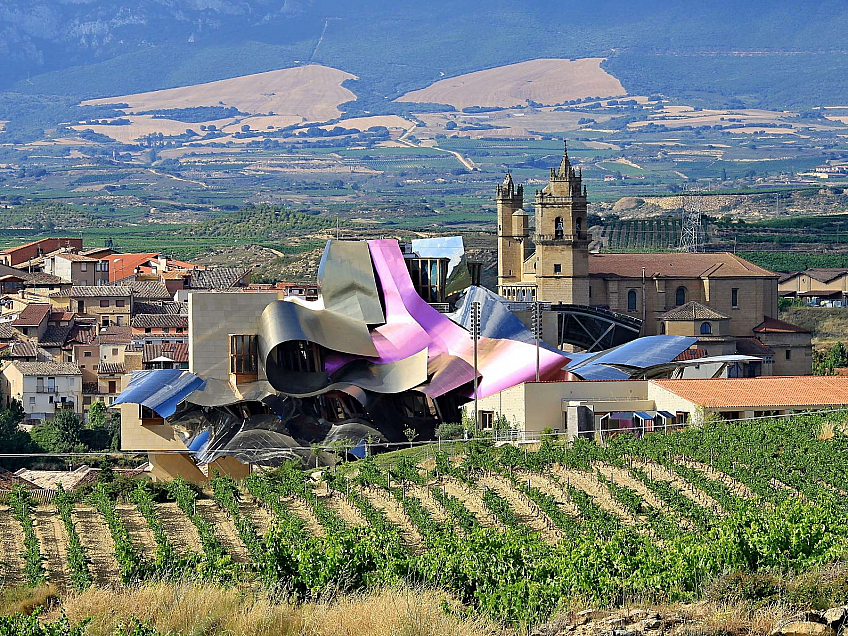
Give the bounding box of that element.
[3,412,848,631]
[595,216,700,251]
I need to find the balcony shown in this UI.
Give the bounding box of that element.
[535,232,588,243]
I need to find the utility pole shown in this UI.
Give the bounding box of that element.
[641,266,647,329]
[471,300,481,436]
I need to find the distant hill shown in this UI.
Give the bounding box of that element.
[2,0,848,133]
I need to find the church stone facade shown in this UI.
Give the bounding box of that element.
[497,144,813,375]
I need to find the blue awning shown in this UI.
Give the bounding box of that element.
[656,410,675,419]
[611,411,633,419]
[113,369,206,419]
[634,411,654,420]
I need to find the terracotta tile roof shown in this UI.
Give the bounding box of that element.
[651,376,848,409]
[51,285,132,298]
[672,348,708,362]
[6,341,39,358]
[106,253,160,281]
[802,268,848,283]
[97,362,126,375]
[19,271,65,286]
[130,281,171,299]
[49,311,75,323]
[131,314,188,329]
[753,316,811,334]
[0,323,14,339]
[0,466,42,491]
[161,270,189,280]
[142,342,188,363]
[14,466,99,491]
[735,337,775,357]
[133,301,186,315]
[94,326,132,344]
[588,252,777,279]
[11,361,81,375]
[660,301,729,321]
[188,267,251,290]
[12,303,51,327]
[38,325,71,348]
[54,252,99,262]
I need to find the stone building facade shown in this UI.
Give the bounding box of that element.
[497,145,812,373]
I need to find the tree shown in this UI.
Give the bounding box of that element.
[88,401,107,429]
[403,427,419,448]
[51,409,85,452]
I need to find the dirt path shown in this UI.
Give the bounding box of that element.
[358,486,424,553]
[477,473,561,542]
[514,469,581,517]
[0,506,26,587]
[321,492,368,528]
[116,504,158,555]
[552,465,639,527]
[632,460,723,514]
[439,477,502,529]
[408,483,450,524]
[195,500,250,563]
[676,458,757,500]
[155,503,203,553]
[282,496,326,538]
[72,504,121,587]
[33,507,69,590]
[240,500,273,536]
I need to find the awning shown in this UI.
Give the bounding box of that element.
[656,410,675,419]
[634,411,654,420]
[113,369,205,419]
[612,412,633,419]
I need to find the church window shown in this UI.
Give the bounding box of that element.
[731,288,739,308]
[700,322,712,335]
[675,286,687,306]
[575,217,583,235]
[627,290,637,311]
[553,263,562,274]
[588,286,592,299]
[554,217,564,239]
[785,349,791,360]
[660,322,666,334]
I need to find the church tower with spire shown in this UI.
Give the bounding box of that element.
[496,171,528,290]
[532,141,590,304]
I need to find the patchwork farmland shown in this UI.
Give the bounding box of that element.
[2,412,848,628]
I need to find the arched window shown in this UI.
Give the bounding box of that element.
[627,289,637,312]
[700,322,712,335]
[575,217,583,235]
[554,216,564,239]
[675,286,687,306]
[660,322,666,334]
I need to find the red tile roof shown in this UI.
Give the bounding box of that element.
[752,316,811,334]
[672,348,708,362]
[589,252,776,279]
[12,303,51,327]
[106,253,159,281]
[651,376,848,408]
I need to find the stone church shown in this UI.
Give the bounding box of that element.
[496,144,812,375]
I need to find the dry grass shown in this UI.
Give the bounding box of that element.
[53,583,499,636]
[396,58,624,109]
[83,64,356,123]
[820,421,835,440]
[0,584,59,616]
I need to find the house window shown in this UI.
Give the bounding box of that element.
[675,286,687,306]
[116,299,125,307]
[627,289,637,312]
[108,380,117,394]
[112,348,118,356]
[99,299,109,308]
[230,335,258,374]
[101,316,110,328]
[162,327,170,333]
[145,327,152,334]
[731,288,739,309]
[80,263,88,272]
[29,397,35,406]
[479,410,495,430]
[553,264,562,275]
[588,286,592,299]
[786,349,791,360]
[700,322,712,335]
[116,315,124,326]
[83,351,92,358]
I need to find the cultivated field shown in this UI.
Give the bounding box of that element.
[83,64,357,123]
[395,58,625,109]
[2,412,848,629]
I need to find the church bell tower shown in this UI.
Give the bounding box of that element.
[497,172,528,292]
[533,142,590,304]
